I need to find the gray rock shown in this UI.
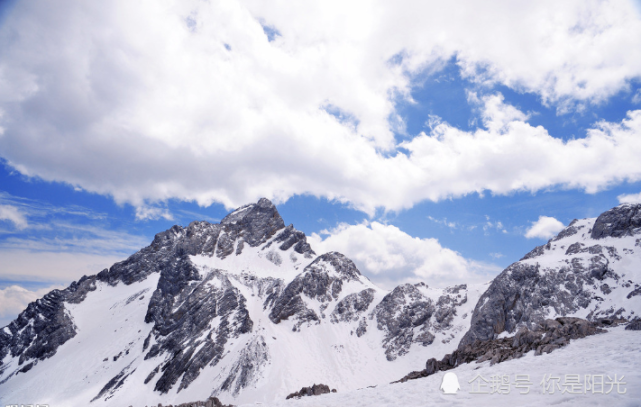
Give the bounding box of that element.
[286,383,335,399]
[626,318,641,331]
[0,275,99,373]
[330,289,376,323]
[459,251,617,349]
[398,317,605,384]
[216,335,270,396]
[552,223,580,241]
[591,204,641,239]
[565,242,583,255]
[627,287,641,299]
[520,242,550,260]
[269,252,363,329]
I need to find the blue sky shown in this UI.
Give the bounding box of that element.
[1,0,641,325]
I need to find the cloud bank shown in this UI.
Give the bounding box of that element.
[308,221,500,288]
[0,1,640,214]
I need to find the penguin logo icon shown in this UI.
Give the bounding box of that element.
[440,372,460,395]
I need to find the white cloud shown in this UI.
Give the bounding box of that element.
[0,205,28,229]
[0,284,64,328]
[618,191,641,204]
[0,1,640,214]
[483,215,507,234]
[135,206,174,221]
[524,216,566,239]
[427,216,457,229]
[308,221,500,289]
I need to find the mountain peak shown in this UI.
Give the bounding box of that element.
[219,198,285,247]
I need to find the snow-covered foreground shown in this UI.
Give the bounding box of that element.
[257,326,641,407]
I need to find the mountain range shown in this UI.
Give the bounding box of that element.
[0,198,639,406]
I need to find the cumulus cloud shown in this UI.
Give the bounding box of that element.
[308,221,500,289]
[0,284,63,328]
[524,216,566,239]
[0,1,641,214]
[0,204,28,229]
[618,191,641,204]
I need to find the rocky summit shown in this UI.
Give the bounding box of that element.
[0,198,483,407]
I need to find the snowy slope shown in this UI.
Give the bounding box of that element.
[254,326,641,407]
[0,198,483,406]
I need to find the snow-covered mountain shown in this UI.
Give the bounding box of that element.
[460,203,641,348]
[0,198,481,406]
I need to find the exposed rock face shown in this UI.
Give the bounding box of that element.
[373,283,436,361]
[330,288,376,324]
[268,252,368,330]
[459,205,641,349]
[144,270,253,394]
[286,383,336,399]
[373,283,468,361]
[591,204,641,239]
[397,317,609,383]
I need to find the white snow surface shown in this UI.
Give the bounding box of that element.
[255,326,641,407]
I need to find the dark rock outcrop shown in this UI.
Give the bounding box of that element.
[286,383,336,399]
[145,396,233,407]
[144,270,253,394]
[396,317,608,383]
[373,283,436,361]
[626,318,641,331]
[591,204,641,239]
